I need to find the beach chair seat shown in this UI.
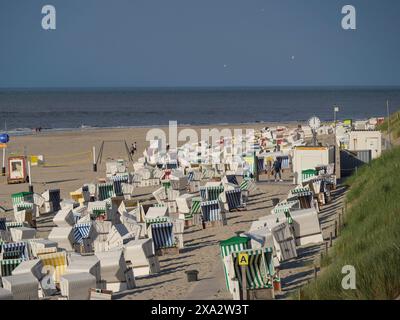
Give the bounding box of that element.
[106,224,135,251]
[13,209,34,227]
[42,189,61,212]
[60,272,97,300]
[110,175,129,196]
[2,274,39,300]
[0,217,6,231]
[95,249,134,286]
[175,194,197,214]
[152,187,167,204]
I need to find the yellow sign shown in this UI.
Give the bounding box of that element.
[238,252,249,266]
[0,143,7,149]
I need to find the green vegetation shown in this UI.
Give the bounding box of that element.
[378,110,400,140]
[301,145,400,300]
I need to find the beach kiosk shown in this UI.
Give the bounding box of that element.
[7,156,28,184]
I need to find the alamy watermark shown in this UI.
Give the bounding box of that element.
[40,4,356,31]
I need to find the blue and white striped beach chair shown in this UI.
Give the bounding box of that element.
[201,200,222,222]
[73,223,92,244]
[150,222,175,250]
[225,175,239,186]
[111,175,129,196]
[1,242,29,260]
[225,189,243,211]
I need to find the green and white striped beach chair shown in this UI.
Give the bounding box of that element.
[231,248,275,290]
[0,258,22,277]
[219,236,251,292]
[97,183,115,201]
[301,169,317,182]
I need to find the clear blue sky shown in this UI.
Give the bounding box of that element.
[1,0,400,88]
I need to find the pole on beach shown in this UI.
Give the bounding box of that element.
[27,160,33,192]
[92,146,97,172]
[1,147,5,176]
[241,266,247,300]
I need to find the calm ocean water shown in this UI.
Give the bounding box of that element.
[1,88,399,135]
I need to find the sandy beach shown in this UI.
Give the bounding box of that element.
[0,122,311,299]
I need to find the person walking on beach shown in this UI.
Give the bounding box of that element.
[133,142,137,153]
[130,144,135,156]
[273,157,283,182]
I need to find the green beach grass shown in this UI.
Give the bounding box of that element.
[300,145,400,300]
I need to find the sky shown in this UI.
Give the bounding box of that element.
[0,0,400,88]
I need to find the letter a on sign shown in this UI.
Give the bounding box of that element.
[238,253,249,266]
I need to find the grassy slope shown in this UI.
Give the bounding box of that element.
[301,146,400,299]
[378,110,400,143]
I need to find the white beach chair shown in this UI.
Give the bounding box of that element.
[0,288,13,300]
[11,259,44,280]
[60,272,97,300]
[290,208,323,246]
[48,226,74,251]
[53,207,75,227]
[10,227,36,242]
[2,274,39,300]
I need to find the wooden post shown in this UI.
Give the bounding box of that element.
[313,264,317,280]
[325,241,328,254]
[241,265,247,300]
[330,231,333,247]
[334,221,338,238]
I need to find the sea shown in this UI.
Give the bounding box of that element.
[1,87,399,135]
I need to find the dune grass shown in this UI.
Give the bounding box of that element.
[378,110,400,140]
[301,146,400,300]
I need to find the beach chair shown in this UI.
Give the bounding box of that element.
[2,274,39,300]
[200,200,226,227]
[152,187,167,205]
[1,242,29,260]
[110,174,129,196]
[224,188,244,211]
[48,226,74,251]
[39,251,68,284]
[219,236,251,293]
[11,259,44,280]
[53,207,75,227]
[149,222,178,255]
[42,189,62,212]
[0,259,22,277]
[229,248,276,300]
[288,186,314,209]
[301,169,317,183]
[11,192,34,213]
[60,272,97,300]
[95,249,135,290]
[290,208,323,246]
[66,254,101,283]
[123,238,160,277]
[10,227,36,242]
[97,183,116,201]
[106,224,136,251]
[271,222,297,261]
[88,200,111,221]
[5,221,24,231]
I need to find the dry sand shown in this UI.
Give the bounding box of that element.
[0,122,345,300]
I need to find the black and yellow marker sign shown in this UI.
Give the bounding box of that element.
[238,252,249,266]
